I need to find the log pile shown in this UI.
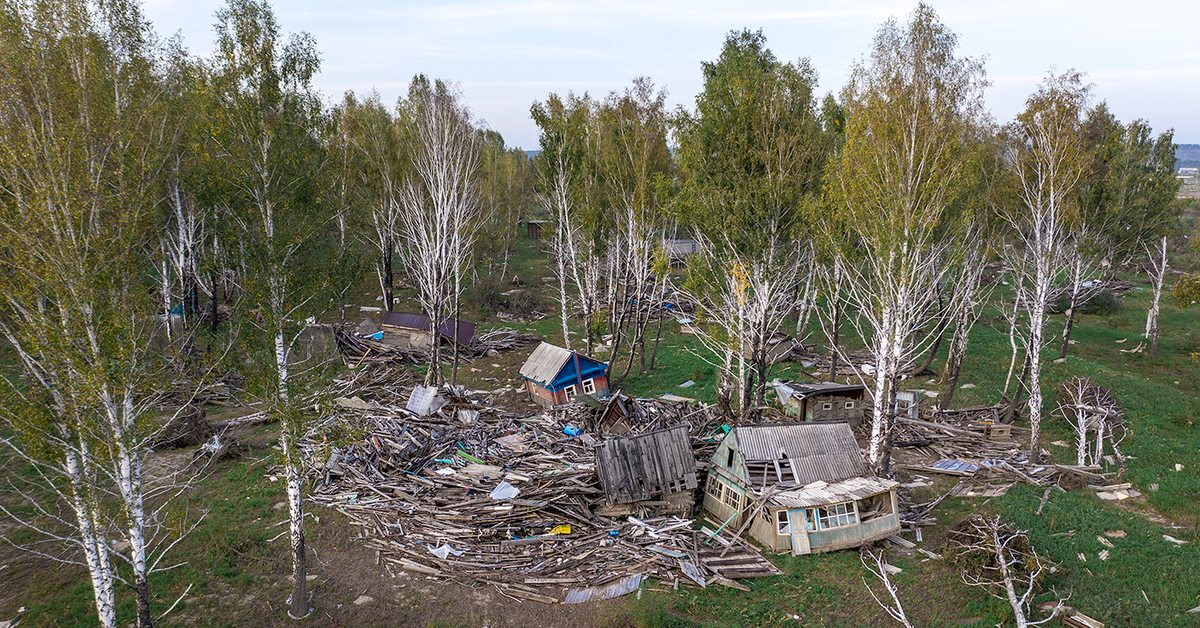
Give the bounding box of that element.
[334,327,426,366]
[467,328,542,357]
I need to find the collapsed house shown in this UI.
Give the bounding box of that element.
[594,425,698,516]
[380,312,475,350]
[702,422,900,555]
[519,342,610,408]
[774,382,866,427]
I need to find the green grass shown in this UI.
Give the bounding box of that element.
[617,271,1200,628]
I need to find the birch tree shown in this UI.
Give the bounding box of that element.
[999,71,1091,464]
[680,237,808,420]
[398,77,482,385]
[950,516,1067,628]
[206,0,331,617]
[596,78,674,379]
[825,4,987,471]
[0,1,187,625]
[333,91,408,311]
[673,29,830,413]
[531,92,602,351]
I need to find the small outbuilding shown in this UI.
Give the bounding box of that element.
[701,422,899,555]
[380,312,475,350]
[519,342,610,408]
[774,382,866,427]
[594,425,697,515]
[526,219,548,239]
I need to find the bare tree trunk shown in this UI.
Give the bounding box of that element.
[1144,235,1167,357]
[451,280,461,386]
[383,246,395,312]
[939,316,971,409]
[827,297,842,382]
[1058,303,1078,360]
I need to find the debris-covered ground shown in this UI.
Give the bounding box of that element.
[299,358,1137,611]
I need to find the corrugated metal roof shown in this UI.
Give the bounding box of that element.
[519,342,574,385]
[768,476,898,508]
[379,312,475,345]
[731,423,870,485]
[563,574,643,603]
[381,311,430,330]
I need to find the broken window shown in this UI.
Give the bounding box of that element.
[721,484,740,510]
[725,447,733,468]
[564,384,578,396]
[582,378,596,395]
[745,462,771,486]
[817,502,857,529]
[776,510,790,535]
[856,492,893,521]
[775,452,798,484]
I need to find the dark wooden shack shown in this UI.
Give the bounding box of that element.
[594,425,697,513]
[774,382,866,427]
[526,219,547,239]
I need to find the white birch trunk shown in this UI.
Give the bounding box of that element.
[866,306,894,467]
[67,445,117,628]
[1143,235,1167,355]
[994,527,1031,628]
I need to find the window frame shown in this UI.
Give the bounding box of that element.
[563,384,577,396]
[776,510,791,535]
[581,378,596,395]
[817,501,858,530]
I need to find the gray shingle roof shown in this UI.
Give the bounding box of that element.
[519,342,574,385]
[732,423,870,485]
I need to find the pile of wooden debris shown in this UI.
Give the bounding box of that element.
[304,380,776,603]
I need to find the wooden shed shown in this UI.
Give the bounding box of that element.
[526,219,548,239]
[702,422,899,555]
[774,382,866,427]
[518,342,610,408]
[594,425,697,515]
[380,312,475,350]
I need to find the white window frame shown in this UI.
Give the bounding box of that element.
[845,401,855,410]
[776,510,790,535]
[822,402,833,411]
[582,378,596,395]
[818,502,857,529]
[563,384,577,396]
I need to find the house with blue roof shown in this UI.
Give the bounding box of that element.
[519,342,610,408]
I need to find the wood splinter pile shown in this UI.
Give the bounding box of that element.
[304,380,775,603]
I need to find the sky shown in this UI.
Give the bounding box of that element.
[141,0,1200,150]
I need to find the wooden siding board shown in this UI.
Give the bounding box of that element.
[595,426,696,504]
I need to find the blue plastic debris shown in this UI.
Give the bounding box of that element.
[563,425,583,437]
